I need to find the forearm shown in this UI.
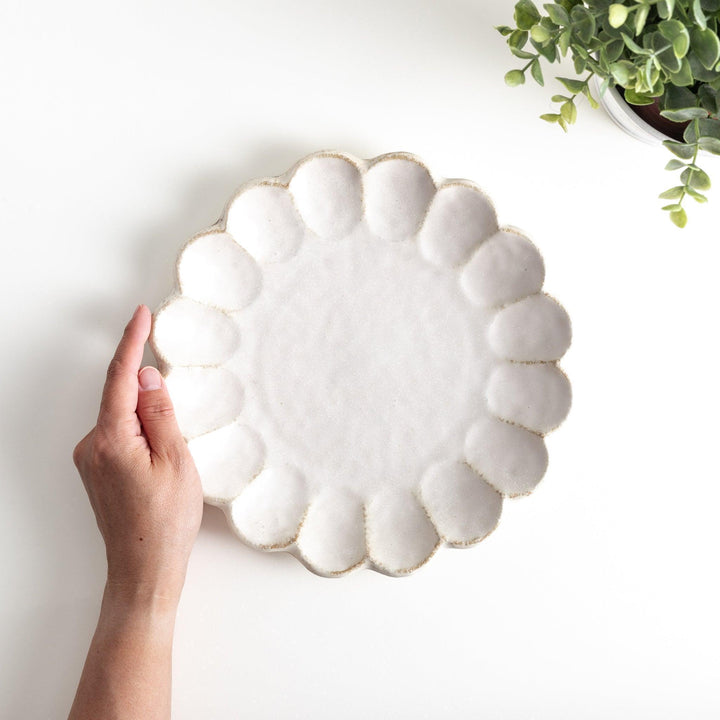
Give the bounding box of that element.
[70,305,202,718]
[68,583,179,720]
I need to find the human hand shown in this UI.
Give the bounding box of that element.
[73,305,203,605]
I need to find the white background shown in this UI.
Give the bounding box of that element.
[1,1,719,718]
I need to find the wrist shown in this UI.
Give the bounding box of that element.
[105,558,189,609]
[102,579,183,621]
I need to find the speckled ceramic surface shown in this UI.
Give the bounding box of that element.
[151,151,572,577]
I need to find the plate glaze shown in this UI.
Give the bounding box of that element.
[151,151,572,577]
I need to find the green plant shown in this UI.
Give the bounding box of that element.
[498,0,720,227]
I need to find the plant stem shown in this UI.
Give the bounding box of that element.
[566,71,596,106]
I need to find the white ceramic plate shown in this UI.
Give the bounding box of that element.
[151,151,571,577]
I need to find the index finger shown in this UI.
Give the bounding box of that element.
[98,305,152,431]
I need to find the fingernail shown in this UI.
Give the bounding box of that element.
[139,366,163,391]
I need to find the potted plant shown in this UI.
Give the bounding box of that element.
[498,0,720,226]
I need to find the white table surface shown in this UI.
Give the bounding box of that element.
[2,1,719,717]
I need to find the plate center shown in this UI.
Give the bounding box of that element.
[252,227,492,497]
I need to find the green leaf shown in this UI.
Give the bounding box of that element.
[610,60,634,85]
[573,44,589,60]
[515,0,542,30]
[698,85,720,115]
[669,57,694,86]
[690,28,720,70]
[558,28,571,55]
[625,88,655,105]
[673,33,691,58]
[645,56,656,85]
[657,49,683,74]
[621,32,652,55]
[650,75,665,97]
[685,187,708,202]
[652,31,682,73]
[532,37,558,62]
[698,136,720,153]
[606,37,625,63]
[663,139,696,158]
[574,54,587,73]
[531,58,545,85]
[697,117,720,140]
[659,19,687,41]
[496,25,514,36]
[544,3,570,25]
[692,0,707,30]
[608,3,629,28]
[557,76,586,93]
[659,185,685,198]
[530,24,552,42]
[583,83,599,108]
[586,57,604,76]
[570,4,596,44]
[599,44,610,69]
[505,69,526,86]
[561,100,578,123]
[670,208,688,227]
[664,160,686,171]
[510,46,538,59]
[508,29,529,50]
[635,3,650,34]
[551,94,570,102]
[680,167,710,190]
[656,0,675,19]
[663,85,699,110]
[662,203,683,211]
[540,112,561,122]
[681,166,711,190]
[633,76,648,94]
[660,107,709,121]
[688,52,719,82]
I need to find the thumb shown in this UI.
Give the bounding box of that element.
[137,366,184,458]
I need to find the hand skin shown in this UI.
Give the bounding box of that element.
[68,305,203,720]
